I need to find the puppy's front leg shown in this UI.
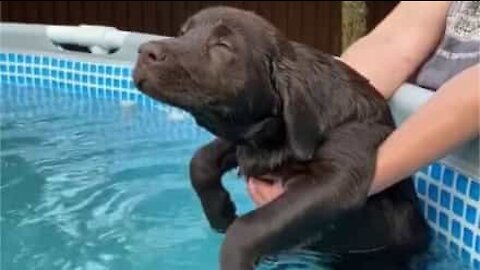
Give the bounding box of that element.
[190,138,238,233]
[220,123,392,270]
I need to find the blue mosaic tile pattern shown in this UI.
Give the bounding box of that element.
[0,52,161,110]
[415,163,480,269]
[0,84,207,144]
[1,52,479,269]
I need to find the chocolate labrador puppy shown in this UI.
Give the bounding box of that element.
[133,6,430,270]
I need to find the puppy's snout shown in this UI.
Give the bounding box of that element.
[138,42,168,63]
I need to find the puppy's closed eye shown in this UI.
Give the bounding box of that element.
[209,24,235,50]
[212,39,233,51]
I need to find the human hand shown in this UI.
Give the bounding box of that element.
[246,177,285,207]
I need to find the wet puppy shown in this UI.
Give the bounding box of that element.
[133,6,429,270]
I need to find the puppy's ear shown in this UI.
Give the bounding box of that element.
[270,50,321,161]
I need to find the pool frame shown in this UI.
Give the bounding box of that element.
[1,22,479,269]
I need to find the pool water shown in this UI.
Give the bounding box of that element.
[0,85,470,270]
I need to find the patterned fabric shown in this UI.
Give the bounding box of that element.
[415,1,480,90]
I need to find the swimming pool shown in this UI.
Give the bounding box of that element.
[1,83,259,270]
[1,23,479,270]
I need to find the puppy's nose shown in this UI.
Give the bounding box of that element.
[138,42,168,63]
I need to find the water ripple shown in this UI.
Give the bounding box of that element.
[1,86,220,270]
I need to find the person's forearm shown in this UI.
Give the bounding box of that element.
[369,65,480,195]
[340,35,422,99]
[340,1,450,99]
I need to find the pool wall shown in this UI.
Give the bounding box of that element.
[1,23,479,269]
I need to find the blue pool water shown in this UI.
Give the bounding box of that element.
[0,85,470,270]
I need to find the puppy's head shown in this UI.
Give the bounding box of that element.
[134,7,319,159]
[134,7,288,135]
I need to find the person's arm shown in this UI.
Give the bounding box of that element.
[247,65,479,204]
[370,65,479,195]
[341,1,452,98]
[246,1,458,206]
[340,1,479,194]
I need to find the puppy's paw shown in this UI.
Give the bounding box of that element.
[207,198,237,233]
